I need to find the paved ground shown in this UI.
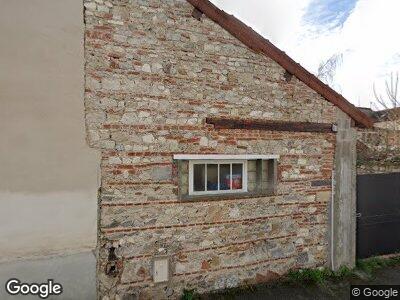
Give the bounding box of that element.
[204,265,400,300]
[0,251,96,300]
[1,255,399,299]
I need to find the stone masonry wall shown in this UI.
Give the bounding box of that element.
[374,120,400,131]
[84,0,339,298]
[357,127,400,174]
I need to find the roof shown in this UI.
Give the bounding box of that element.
[187,0,374,128]
[358,107,375,118]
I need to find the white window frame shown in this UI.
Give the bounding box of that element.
[188,160,248,196]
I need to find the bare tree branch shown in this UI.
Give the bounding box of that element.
[373,72,400,111]
[317,53,343,90]
[372,72,400,130]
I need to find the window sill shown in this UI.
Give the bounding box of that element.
[179,191,276,202]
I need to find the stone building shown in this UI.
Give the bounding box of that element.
[357,108,400,174]
[358,128,400,174]
[373,108,400,131]
[83,0,373,298]
[357,127,400,175]
[359,107,400,131]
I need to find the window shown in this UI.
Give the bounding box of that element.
[174,154,279,199]
[189,160,247,195]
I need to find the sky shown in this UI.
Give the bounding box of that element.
[211,0,400,109]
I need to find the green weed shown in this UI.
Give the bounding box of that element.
[357,255,400,276]
[181,289,198,300]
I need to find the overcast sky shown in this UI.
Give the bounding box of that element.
[211,0,400,109]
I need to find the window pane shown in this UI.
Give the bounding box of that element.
[219,164,231,190]
[207,164,218,191]
[232,163,243,190]
[193,164,205,192]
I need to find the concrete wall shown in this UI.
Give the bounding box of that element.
[0,0,99,261]
[331,109,357,270]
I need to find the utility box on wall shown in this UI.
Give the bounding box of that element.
[153,257,170,283]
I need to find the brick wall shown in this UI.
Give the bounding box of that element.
[84,0,339,298]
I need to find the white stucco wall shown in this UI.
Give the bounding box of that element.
[0,0,99,261]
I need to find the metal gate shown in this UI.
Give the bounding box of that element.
[356,172,400,259]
